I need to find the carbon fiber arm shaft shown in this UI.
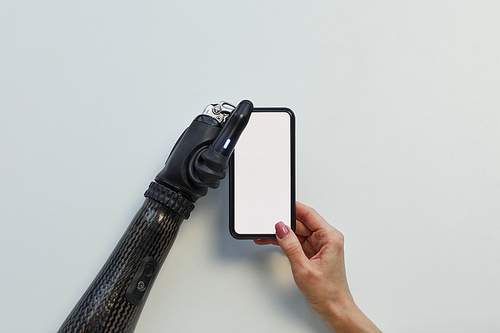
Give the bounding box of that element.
[57,101,252,333]
[57,182,194,333]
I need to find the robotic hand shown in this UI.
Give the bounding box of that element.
[57,100,253,333]
[155,99,253,203]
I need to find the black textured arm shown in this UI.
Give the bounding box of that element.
[57,100,252,332]
[57,182,193,333]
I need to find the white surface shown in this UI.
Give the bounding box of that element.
[234,111,292,235]
[1,1,499,332]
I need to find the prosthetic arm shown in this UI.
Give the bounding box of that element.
[57,100,253,333]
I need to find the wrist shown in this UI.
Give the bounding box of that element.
[322,293,356,329]
[320,293,381,333]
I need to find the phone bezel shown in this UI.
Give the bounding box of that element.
[229,107,296,240]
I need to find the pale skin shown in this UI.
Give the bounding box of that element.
[254,202,382,333]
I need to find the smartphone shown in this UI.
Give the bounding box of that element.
[229,107,295,239]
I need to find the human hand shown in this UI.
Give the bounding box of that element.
[255,202,381,333]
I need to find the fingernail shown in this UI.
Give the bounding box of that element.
[275,221,289,239]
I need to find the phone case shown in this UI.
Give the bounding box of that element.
[229,107,296,240]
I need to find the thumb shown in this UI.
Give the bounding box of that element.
[275,222,309,270]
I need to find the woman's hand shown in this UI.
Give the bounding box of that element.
[255,202,381,333]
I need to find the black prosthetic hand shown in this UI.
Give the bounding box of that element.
[57,100,253,333]
[155,100,253,202]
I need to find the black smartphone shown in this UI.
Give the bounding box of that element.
[229,107,295,239]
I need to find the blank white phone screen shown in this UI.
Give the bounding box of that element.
[233,111,293,235]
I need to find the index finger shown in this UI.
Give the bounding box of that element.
[296,201,331,233]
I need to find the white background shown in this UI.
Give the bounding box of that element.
[1,1,499,332]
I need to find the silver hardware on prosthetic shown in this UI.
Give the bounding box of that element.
[202,101,236,124]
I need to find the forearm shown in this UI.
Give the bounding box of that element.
[321,296,382,333]
[58,185,190,333]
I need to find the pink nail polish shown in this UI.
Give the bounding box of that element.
[275,221,289,239]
